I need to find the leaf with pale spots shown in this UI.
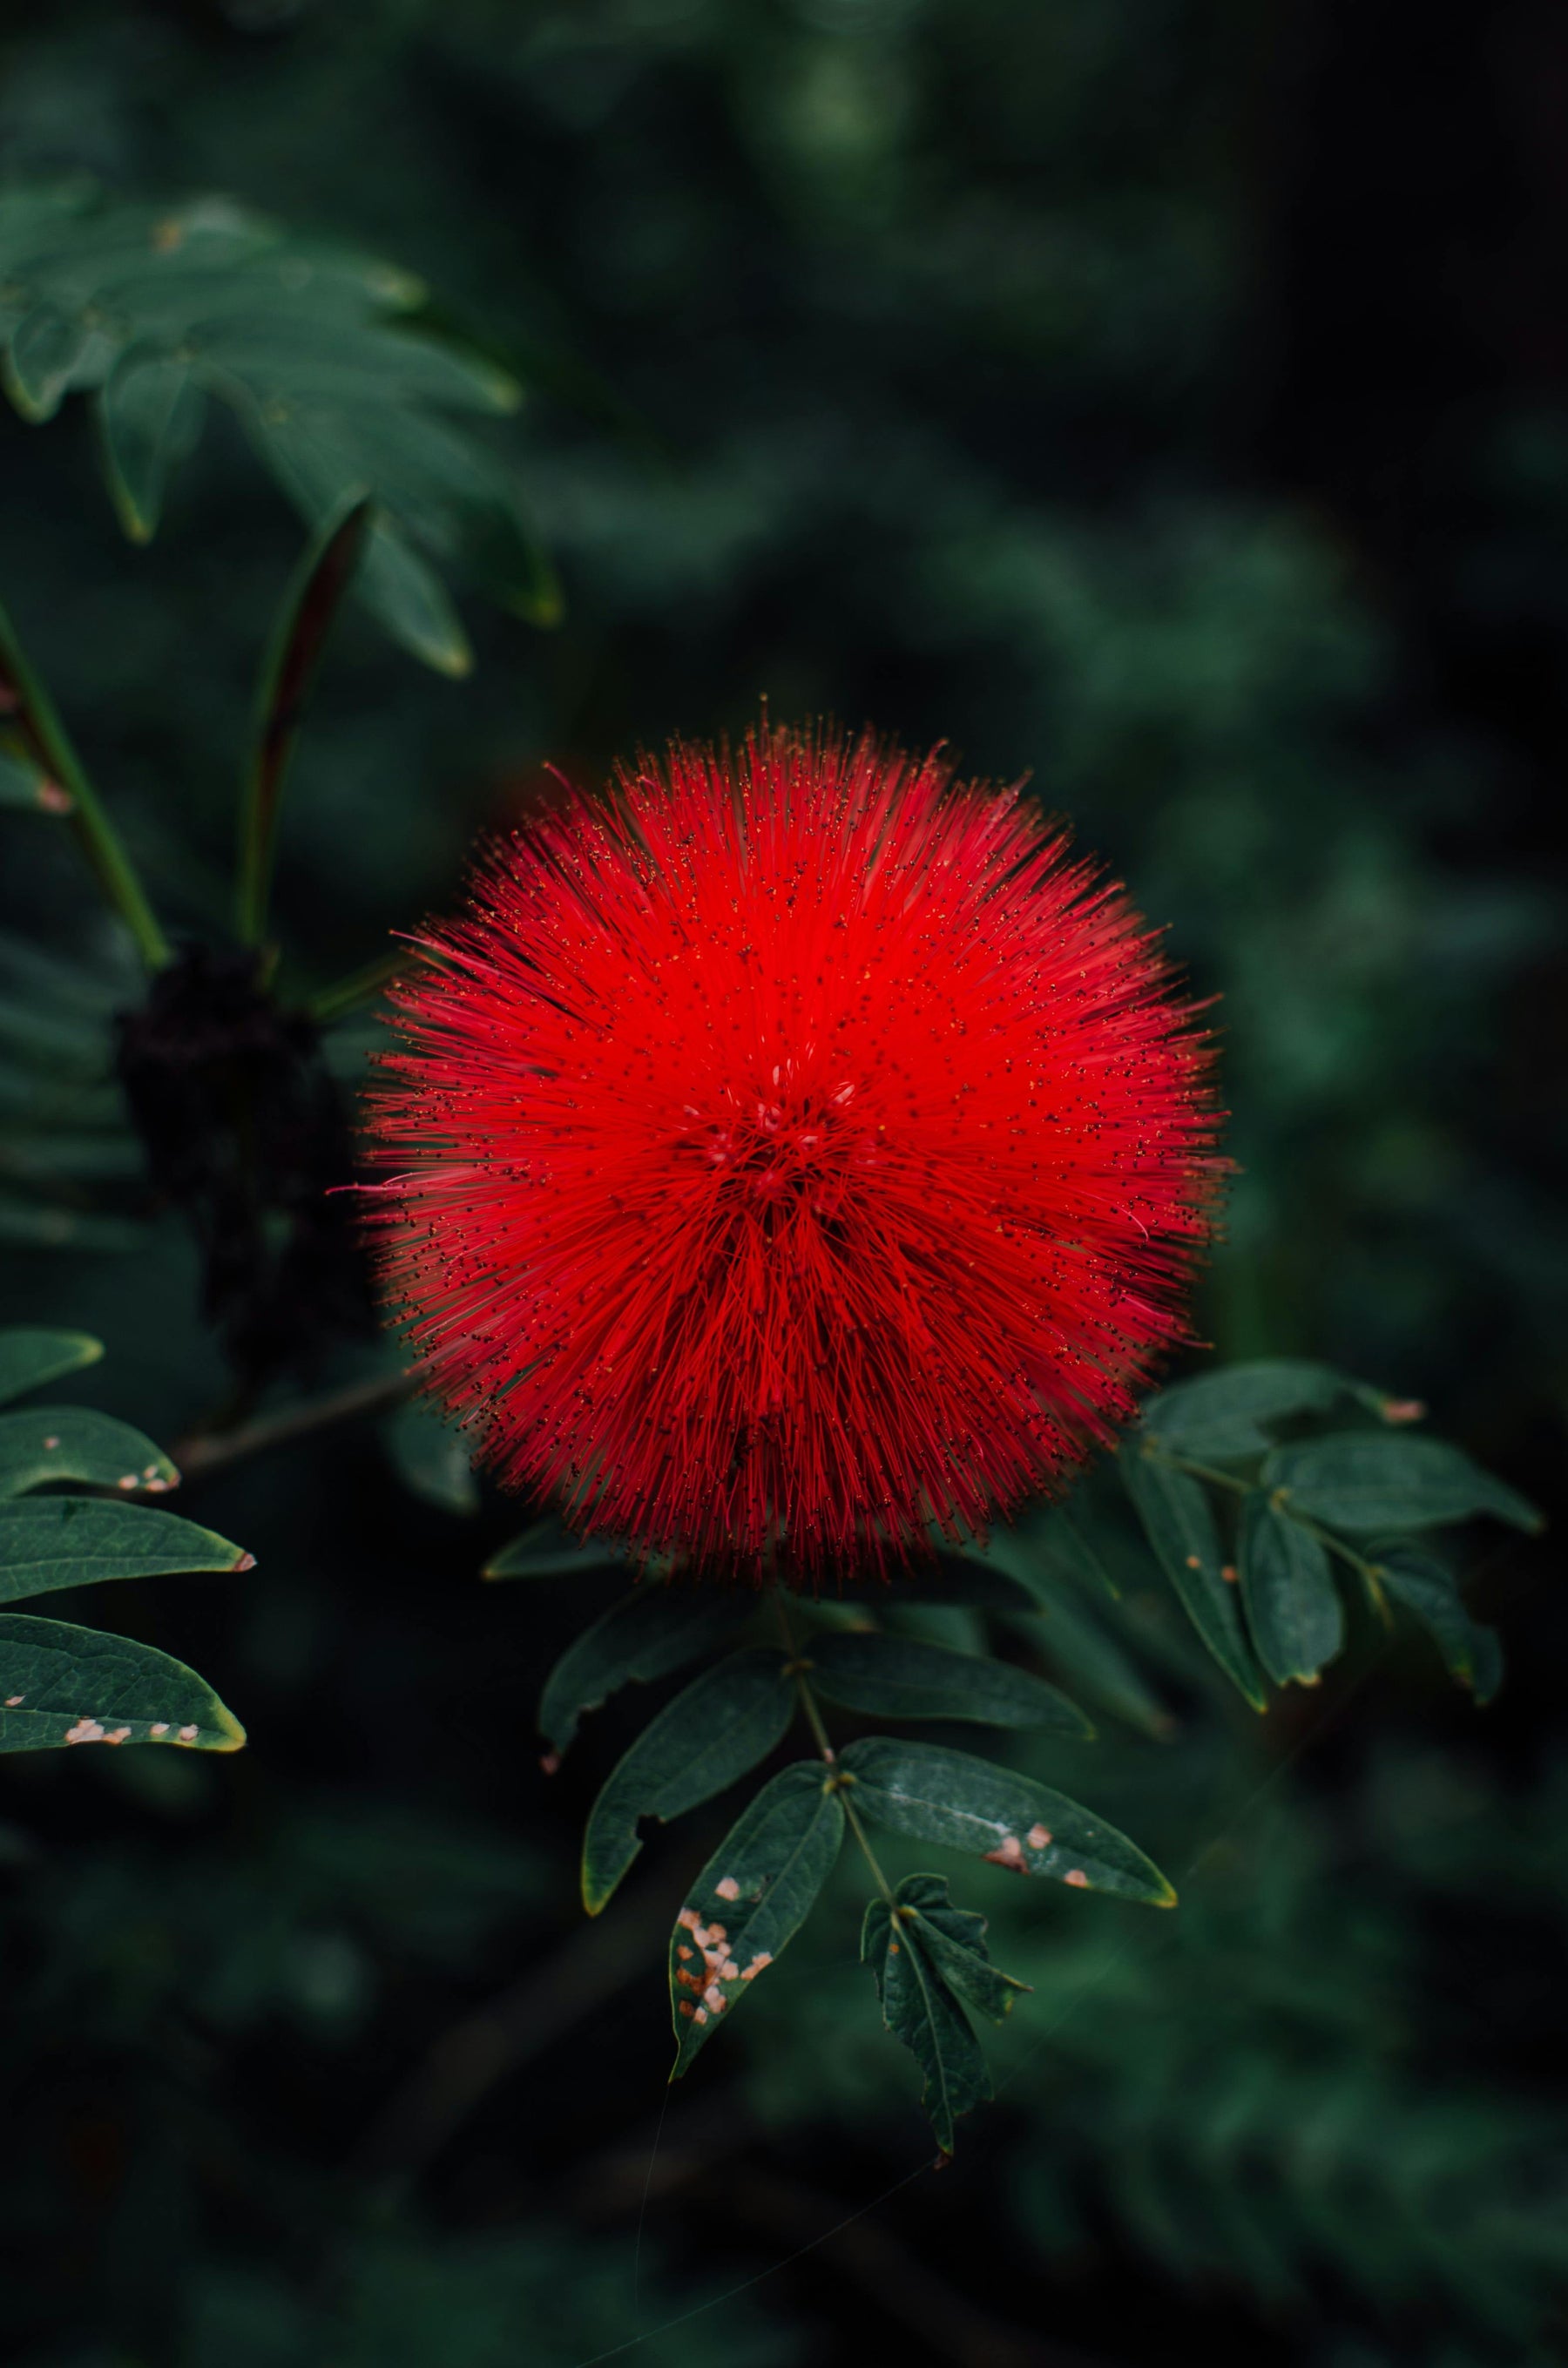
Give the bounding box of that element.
[1262,1434,1541,1536]
[0,1327,101,1407]
[1376,1546,1504,1704]
[1240,1495,1343,1688]
[1121,1445,1267,1708]
[0,1407,179,1502]
[888,1872,1029,2023]
[839,1736,1175,1905]
[542,1585,755,1753]
[1140,1360,1373,1459]
[382,1398,479,1517]
[668,1761,845,2075]
[0,1614,245,1752]
[809,1630,1093,1735]
[484,1515,663,1582]
[0,1497,250,1603]
[862,1889,990,2155]
[581,1650,795,1915]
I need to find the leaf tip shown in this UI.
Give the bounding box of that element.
[232,1550,257,1572]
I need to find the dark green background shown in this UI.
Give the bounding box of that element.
[0,3,1563,2363]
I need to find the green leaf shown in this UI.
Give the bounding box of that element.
[1376,1545,1504,1704]
[355,521,472,677]
[196,318,521,416]
[0,1327,102,1406]
[0,1614,244,1752]
[1030,1501,1121,1600]
[889,1871,1030,2022]
[94,345,205,541]
[862,1890,991,2154]
[236,489,374,944]
[881,1601,989,1654]
[1140,1360,1350,1458]
[382,1398,479,1517]
[840,1735,1175,1905]
[0,1407,178,1501]
[581,1650,794,1914]
[1263,1434,1541,1535]
[1239,1494,1342,1687]
[809,1630,1093,1735]
[541,1586,754,1753]
[0,181,560,672]
[484,1514,654,1581]
[0,1497,251,1603]
[668,1762,844,2074]
[1120,1445,1267,1708]
[3,304,91,422]
[1007,1594,1175,1739]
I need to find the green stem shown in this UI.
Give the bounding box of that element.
[840,1790,899,1907]
[309,949,403,1026]
[0,595,170,971]
[1153,1444,1389,1615]
[769,1587,897,1906]
[1152,1447,1253,1496]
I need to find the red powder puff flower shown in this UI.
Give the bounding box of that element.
[365,724,1220,1580]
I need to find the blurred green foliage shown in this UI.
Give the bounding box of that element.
[0,2,1562,2363]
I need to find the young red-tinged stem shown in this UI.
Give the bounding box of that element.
[236,490,374,948]
[0,594,170,971]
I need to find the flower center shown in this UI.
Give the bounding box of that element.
[675,1078,861,1224]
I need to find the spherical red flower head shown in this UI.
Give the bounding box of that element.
[367,725,1220,1580]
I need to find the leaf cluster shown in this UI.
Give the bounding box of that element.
[0,180,556,675]
[0,1324,247,1758]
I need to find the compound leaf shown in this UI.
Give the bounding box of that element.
[581,1650,794,1914]
[862,1888,990,2154]
[840,1735,1174,1905]
[95,345,205,541]
[1141,1360,1352,1459]
[1263,1435,1540,1536]
[1240,1494,1344,1687]
[0,1327,102,1406]
[889,1871,1030,2022]
[382,1399,479,1517]
[542,1586,754,1754]
[484,1515,665,1582]
[0,1407,178,1501]
[0,1613,243,1752]
[1121,1444,1267,1708]
[1376,1545,1504,1704]
[809,1629,1092,1735]
[669,1761,844,2074]
[0,1496,250,1603]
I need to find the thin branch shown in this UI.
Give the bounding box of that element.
[170,1368,412,1481]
